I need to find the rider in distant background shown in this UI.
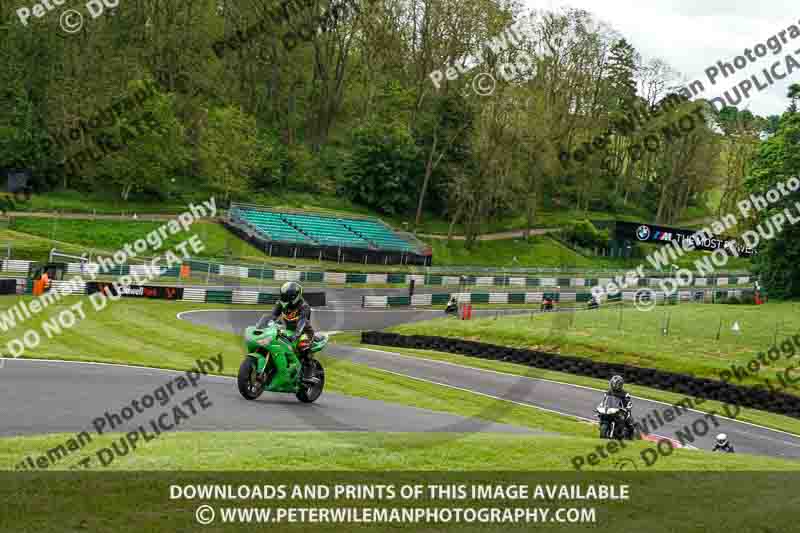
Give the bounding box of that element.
[603,375,634,436]
[445,295,458,315]
[268,282,317,382]
[712,433,735,453]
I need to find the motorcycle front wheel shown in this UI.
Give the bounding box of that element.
[296,360,325,403]
[599,421,610,438]
[238,357,265,400]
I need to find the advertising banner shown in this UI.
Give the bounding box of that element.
[615,221,756,256]
[87,282,184,300]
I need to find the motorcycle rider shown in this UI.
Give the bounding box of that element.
[712,433,735,453]
[445,295,458,315]
[267,281,318,384]
[602,375,634,438]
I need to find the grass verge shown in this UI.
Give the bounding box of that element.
[0,297,591,438]
[1,431,795,471]
[333,334,800,436]
[386,302,800,391]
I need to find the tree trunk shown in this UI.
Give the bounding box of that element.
[416,129,438,227]
[447,204,463,243]
[525,187,538,239]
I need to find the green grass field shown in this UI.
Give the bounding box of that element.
[8,217,264,262]
[388,302,800,392]
[7,188,749,273]
[4,214,752,275]
[0,297,591,440]
[18,189,201,215]
[18,189,649,235]
[1,431,794,471]
[337,336,800,436]
[2,296,797,473]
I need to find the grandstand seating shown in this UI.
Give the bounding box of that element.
[282,213,368,248]
[230,205,416,253]
[235,208,313,243]
[341,218,414,252]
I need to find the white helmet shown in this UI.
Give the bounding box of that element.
[716,433,728,446]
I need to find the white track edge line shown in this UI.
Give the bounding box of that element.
[354,346,800,440]
[364,365,693,449]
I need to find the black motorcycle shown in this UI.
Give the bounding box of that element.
[445,298,458,316]
[596,395,635,440]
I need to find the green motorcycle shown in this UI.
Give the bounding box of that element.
[238,320,327,403]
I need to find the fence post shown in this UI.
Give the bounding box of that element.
[260,261,265,290]
[206,262,211,285]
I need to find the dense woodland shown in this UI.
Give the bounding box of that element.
[0,0,795,255]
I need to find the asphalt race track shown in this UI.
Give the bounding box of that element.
[1,358,537,437]
[180,308,800,460]
[5,302,800,460]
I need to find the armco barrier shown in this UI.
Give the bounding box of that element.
[361,289,757,308]
[361,331,800,419]
[54,259,755,289]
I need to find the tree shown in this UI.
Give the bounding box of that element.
[83,81,189,201]
[198,106,261,202]
[787,83,800,114]
[745,110,800,298]
[340,121,422,216]
[413,93,472,227]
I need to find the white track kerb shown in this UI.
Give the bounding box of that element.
[591,178,800,306]
[0,198,217,361]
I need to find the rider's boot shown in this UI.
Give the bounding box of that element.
[300,352,320,385]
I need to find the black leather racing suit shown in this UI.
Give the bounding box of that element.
[267,299,316,381]
[603,389,634,436]
[269,300,314,352]
[712,442,735,453]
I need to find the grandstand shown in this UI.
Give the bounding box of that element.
[226,203,432,265]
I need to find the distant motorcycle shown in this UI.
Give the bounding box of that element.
[596,395,635,440]
[445,298,458,316]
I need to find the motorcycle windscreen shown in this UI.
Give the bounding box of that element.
[601,394,626,410]
[311,334,328,353]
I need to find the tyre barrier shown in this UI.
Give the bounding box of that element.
[361,331,800,419]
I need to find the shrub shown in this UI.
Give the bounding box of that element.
[563,219,608,249]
